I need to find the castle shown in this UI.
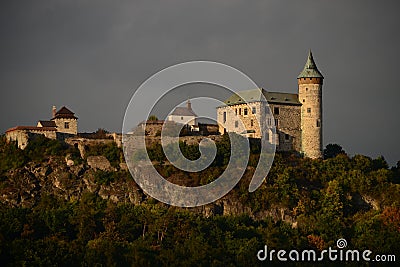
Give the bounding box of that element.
[6,106,78,149]
[217,51,324,158]
[5,51,324,159]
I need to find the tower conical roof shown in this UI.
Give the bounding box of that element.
[297,50,324,79]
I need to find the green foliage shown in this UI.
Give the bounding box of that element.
[148,115,158,121]
[93,170,128,185]
[1,135,400,265]
[24,135,69,162]
[0,136,26,174]
[323,143,346,159]
[85,142,122,168]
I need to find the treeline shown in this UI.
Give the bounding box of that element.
[0,135,400,265]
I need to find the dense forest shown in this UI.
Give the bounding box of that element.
[0,134,399,266]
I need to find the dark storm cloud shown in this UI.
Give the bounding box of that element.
[1,0,399,165]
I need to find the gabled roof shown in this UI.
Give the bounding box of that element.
[52,106,77,119]
[297,50,324,79]
[224,88,301,106]
[38,120,56,127]
[6,126,57,133]
[170,107,197,117]
[265,92,301,105]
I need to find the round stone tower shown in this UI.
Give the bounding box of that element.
[297,50,324,159]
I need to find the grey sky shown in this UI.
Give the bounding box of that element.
[1,0,399,165]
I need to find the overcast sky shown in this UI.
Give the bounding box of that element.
[1,0,399,166]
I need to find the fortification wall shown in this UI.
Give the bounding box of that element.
[269,104,302,152]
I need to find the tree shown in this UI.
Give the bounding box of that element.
[323,144,346,159]
[148,115,158,121]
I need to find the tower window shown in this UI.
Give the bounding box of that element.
[244,108,248,116]
[64,122,69,129]
[252,107,256,114]
[273,107,280,115]
[316,120,321,127]
[181,116,184,120]
[307,108,311,113]
[235,108,237,115]
[303,99,305,103]
[223,112,226,123]
[250,119,254,127]
[235,121,238,128]
[306,88,308,92]
[239,108,241,115]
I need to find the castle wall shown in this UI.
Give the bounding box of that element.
[269,104,302,152]
[217,102,263,138]
[6,129,58,149]
[217,101,301,152]
[6,130,29,149]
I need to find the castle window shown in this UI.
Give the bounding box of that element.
[274,119,279,127]
[306,88,308,92]
[316,120,321,127]
[244,108,248,116]
[252,107,256,114]
[223,112,226,123]
[235,108,237,115]
[235,121,239,128]
[273,107,280,115]
[303,99,305,103]
[64,122,69,129]
[239,108,242,115]
[181,116,184,120]
[307,108,311,113]
[250,119,254,127]
[285,134,290,141]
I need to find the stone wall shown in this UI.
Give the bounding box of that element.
[6,130,29,149]
[198,123,219,135]
[65,137,115,158]
[217,101,302,152]
[217,102,263,138]
[6,129,58,149]
[53,118,78,135]
[269,103,302,152]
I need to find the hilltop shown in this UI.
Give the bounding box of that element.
[0,135,399,265]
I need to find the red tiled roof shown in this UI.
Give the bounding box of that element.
[6,126,57,133]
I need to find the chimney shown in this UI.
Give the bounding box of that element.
[187,99,192,110]
[52,106,57,118]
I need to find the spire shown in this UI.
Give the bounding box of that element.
[297,50,324,79]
